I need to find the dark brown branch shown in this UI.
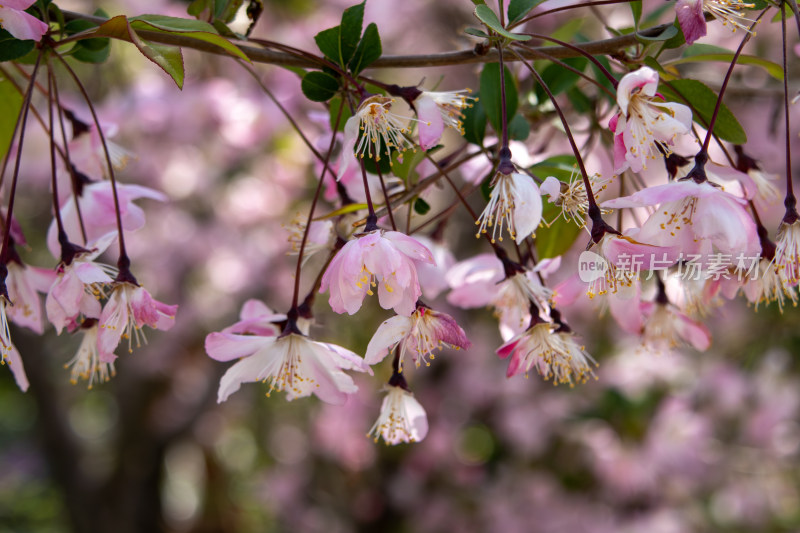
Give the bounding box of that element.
[60,10,673,69]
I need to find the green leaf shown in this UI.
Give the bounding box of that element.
[71,40,111,63]
[660,79,747,144]
[536,204,583,258]
[670,53,783,80]
[630,1,642,26]
[340,1,365,66]
[661,23,686,50]
[413,198,431,215]
[0,31,35,63]
[329,97,353,132]
[635,24,678,42]
[129,17,249,61]
[465,27,490,38]
[530,156,582,258]
[507,0,545,25]
[474,4,531,41]
[93,16,186,89]
[567,87,593,114]
[462,93,487,145]
[535,57,586,102]
[301,71,340,102]
[0,74,23,162]
[348,22,381,74]
[480,63,518,134]
[508,114,530,141]
[314,26,341,64]
[130,14,220,32]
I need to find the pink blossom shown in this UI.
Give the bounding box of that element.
[0,299,27,391]
[68,120,133,180]
[497,321,597,385]
[5,261,54,335]
[610,67,692,173]
[368,385,428,444]
[676,0,757,45]
[46,235,116,334]
[46,181,166,258]
[639,301,711,352]
[66,322,116,388]
[412,235,456,300]
[603,179,759,258]
[97,282,178,360]
[336,96,412,180]
[446,253,554,339]
[365,305,470,370]
[475,172,543,244]
[414,90,473,150]
[220,299,286,336]
[206,331,369,404]
[0,1,48,41]
[320,230,434,316]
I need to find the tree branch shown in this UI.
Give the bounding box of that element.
[61,10,672,69]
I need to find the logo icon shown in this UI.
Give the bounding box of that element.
[578,251,607,283]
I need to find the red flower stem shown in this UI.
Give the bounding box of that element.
[0,51,43,265]
[52,50,133,276]
[290,101,345,312]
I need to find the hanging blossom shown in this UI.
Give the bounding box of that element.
[446,253,557,339]
[320,229,434,317]
[66,320,116,389]
[540,171,612,227]
[740,258,795,311]
[206,324,370,404]
[4,257,54,335]
[602,178,759,259]
[414,89,474,150]
[639,300,711,353]
[609,67,692,174]
[336,95,413,179]
[46,234,117,334]
[68,119,134,179]
[676,0,757,45]
[774,216,800,291]
[475,172,543,244]
[365,304,470,370]
[0,1,49,41]
[368,374,428,445]
[97,281,178,359]
[497,319,597,386]
[285,217,333,266]
[46,181,166,258]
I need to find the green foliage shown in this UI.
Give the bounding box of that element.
[507,114,530,141]
[64,17,111,64]
[474,4,531,41]
[534,57,587,103]
[0,30,35,63]
[480,63,518,134]
[660,79,747,144]
[629,0,642,27]
[531,156,583,259]
[673,45,783,80]
[461,93,487,145]
[313,2,381,75]
[0,74,23,163]
[328,97,353,132]
[635,23,678,43]
[413,198,431,215]
[507,0,546,25]
[348,22,381,75]
[301,71,340,102]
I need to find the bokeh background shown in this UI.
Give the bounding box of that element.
[2,0,800,532]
